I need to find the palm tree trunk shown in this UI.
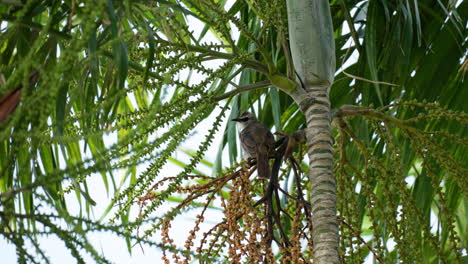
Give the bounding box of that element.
[286,0,338,262]
[301,89,339,263]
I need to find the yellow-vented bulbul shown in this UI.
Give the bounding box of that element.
[232,111,275,179]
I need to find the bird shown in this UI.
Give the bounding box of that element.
[232,111,276,179]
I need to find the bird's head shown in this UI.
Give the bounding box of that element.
[232,111,256,123]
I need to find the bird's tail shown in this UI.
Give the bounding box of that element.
[256,145,270,179]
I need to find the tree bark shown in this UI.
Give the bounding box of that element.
[300,89,338,263]
[286,0,338,263]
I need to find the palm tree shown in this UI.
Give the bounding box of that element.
[0,0,466,263]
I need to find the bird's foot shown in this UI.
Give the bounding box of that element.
[246,157,256,166]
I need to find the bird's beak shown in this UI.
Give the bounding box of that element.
[231,117,242,122]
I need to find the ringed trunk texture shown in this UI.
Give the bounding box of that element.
[286,0,338,263]
[302,90,338,263]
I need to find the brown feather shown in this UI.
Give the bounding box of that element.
[256,144,270,179]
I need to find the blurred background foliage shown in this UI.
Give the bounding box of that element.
[0,0,466,263]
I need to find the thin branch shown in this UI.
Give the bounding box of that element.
[278,186,311,209]
[339,218,384,263]
[1,14,269,80]
[333,105,421,135]
[333,105,374,119]
[280,30,295,79]
[155,38,269,74]
[0,14,71,39]
[213,80,272,101]
[339,0,362,54]
[273,187,292,247]
[228,81,239,89]
[343,71,399,86]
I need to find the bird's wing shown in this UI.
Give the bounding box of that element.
[239,126,257,157]
[257,123,275,153]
